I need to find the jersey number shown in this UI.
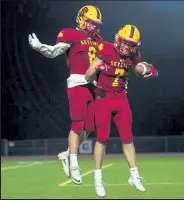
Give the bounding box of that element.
[112,68,125,87]
[88,46,96,64]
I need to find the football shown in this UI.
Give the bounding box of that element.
[134,62,150,77]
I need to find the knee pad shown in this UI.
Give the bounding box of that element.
[71,121,84,135]
[119,130,133,144]
[97,129,109,144]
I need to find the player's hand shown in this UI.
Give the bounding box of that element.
[143,64,159,80]
[28,33,42,50]
[96,64,109,71]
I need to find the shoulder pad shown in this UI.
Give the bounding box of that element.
[56,28,79,44]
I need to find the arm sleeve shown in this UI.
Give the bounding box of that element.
[38,28,75,58]
[39,42,71,58]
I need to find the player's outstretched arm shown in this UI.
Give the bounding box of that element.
[28,33,71,58]
[85,57,103,82]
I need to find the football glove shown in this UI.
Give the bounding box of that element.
[96,64,109,71]
[143,64,159,79]
[28,33,42,51]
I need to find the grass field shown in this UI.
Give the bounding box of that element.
[1,156,184,199]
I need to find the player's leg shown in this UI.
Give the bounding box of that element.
[85,96,95,135]
[74,85,95,149]
[94,98,111,197]
[58,104,92,181]
[59,85,94,154]
[58,86,89,184]
[69,86,92,184]
[58,133,87,179]
[60,84,95,154]
[65,97,95,157]
[84,83,96,137]
[114,98,146,192]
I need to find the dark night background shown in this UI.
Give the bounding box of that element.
[1,0,184,140]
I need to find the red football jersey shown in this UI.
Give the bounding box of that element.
[96,42,141,93]
[56,28,103,75]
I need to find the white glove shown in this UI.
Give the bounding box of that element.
[28,33,42,51]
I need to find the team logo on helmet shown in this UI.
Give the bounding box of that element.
[78,6,89,17]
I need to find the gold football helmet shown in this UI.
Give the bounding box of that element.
[114,24,141,56]
[76,5,102,38]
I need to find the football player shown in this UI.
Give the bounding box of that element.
[85,25,158,197]
[28,5,103,184]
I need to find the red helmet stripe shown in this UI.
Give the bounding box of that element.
[129,25,135,38]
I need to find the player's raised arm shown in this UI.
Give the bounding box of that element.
[28,32,71,58]
[85,57,103,82]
